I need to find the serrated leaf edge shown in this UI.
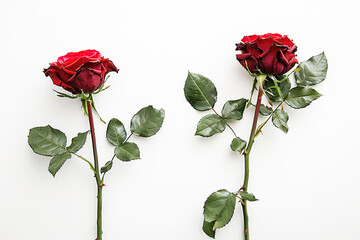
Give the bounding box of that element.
[296,52,328,86]
[195,114,226,137]
[131,106,165,136]
[187,71,216,110]
[28,125,67,157]
[203,190,236,230]
[115,143,141,161]
[222,98,247,120]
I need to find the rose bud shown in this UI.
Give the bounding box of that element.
[44,50,119,94]
[236,33,298,76]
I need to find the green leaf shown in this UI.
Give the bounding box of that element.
[237,191,258,202]
[184,71,217,111]
[285,86,322,109]
[264,77,291,102]
[28,125,67,156]
[203,189,236,230]
[295,52,328,86]
[106,118,127,146]
[230,137,247,153]
[195,114,226,137]
[259,104,272,116]
[202,220,216,238]
[130,106,165,137]
[101,161,113,173]
[67,131,89,153]
[272,109,289,133]
[115,142,140,161]
[48,152,71,177]
[221,98,247,120]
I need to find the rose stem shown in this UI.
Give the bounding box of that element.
[242,87,263,240]
[86,100,103,240]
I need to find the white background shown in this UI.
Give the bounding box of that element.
[1,0,359,240]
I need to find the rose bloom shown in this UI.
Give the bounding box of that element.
[236,33,298,76]
[44,50,118,94]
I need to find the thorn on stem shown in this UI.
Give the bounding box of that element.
[101,184,105,189]
[245,228,248,235]
[240,185,246,190]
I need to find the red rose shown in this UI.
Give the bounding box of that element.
[44,50,118,94]
[236,33,298,76]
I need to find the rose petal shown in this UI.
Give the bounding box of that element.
[241,35,259,43]
[244,43,262,57]
[102,59,119,73]
[258,45,279,74]
[44,67,76,93]
[257,38,276,52]
[71,69,102,93]
[236,53,258,73]
[262,33,282,39]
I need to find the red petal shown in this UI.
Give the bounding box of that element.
[236,53,258,73]
[261,33,282,39]
[258,45,279,74]
[257,38,276,52]
[44,67,76,93]
[102,59,119,73]
[276,35,295,47]
[58,49,101,64]
[241,35,259,43]
[243,43,262,57]
[72,69,102,93]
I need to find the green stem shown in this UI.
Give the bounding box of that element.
[86,100,103,240]
[242,88,263,240]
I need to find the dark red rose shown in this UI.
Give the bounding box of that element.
[44,50,118,94]
[236,33,298,76]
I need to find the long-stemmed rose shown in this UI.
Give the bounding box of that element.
[28,50,165,240]
[184,34,328,239]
